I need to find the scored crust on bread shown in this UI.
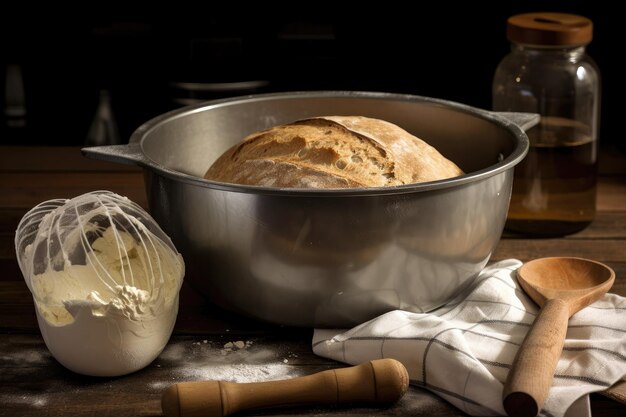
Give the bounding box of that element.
[204,116,464,188]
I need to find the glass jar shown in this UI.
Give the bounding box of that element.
[493,12,600,236]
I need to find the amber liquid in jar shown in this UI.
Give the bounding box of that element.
[506,116,597,235]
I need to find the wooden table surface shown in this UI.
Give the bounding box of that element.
[1,146,625,417]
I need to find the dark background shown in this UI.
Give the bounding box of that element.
[1,2,620,150]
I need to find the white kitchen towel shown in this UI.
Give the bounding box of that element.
[313,259,626,417]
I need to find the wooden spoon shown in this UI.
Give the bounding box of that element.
[503,257,615,417]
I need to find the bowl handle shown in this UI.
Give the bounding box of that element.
[81,143,150,168]
[492,112,540,132]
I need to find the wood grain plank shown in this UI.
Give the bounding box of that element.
[0,333,464,417]
[1,332,622,417]
[597,177,626,212]
[493,238,626,264]
[0,146,142,172]
[567,212,626,239]
[0,172,147,209]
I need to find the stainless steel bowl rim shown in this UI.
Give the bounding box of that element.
[128,91,530,197]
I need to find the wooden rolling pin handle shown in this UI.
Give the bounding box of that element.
[503,298,570,417]
[162,358,409,417]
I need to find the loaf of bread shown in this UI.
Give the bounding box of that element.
[204,116,463,188]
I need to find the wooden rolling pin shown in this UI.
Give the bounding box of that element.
[161,358,409,417]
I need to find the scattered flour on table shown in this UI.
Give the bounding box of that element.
[0,348,50,365]
[156,338,300,384]
[0,394,49,408]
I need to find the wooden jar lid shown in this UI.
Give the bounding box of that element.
[507,12,593,46]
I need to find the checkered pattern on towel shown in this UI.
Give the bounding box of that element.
[313,259,626,417]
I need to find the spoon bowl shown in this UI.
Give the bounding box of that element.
[503,257,615,417]
[517,257,615,313]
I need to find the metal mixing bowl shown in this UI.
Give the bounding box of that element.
[83,91,536,327]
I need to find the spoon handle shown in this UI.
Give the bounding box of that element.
[503,298,569,417]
